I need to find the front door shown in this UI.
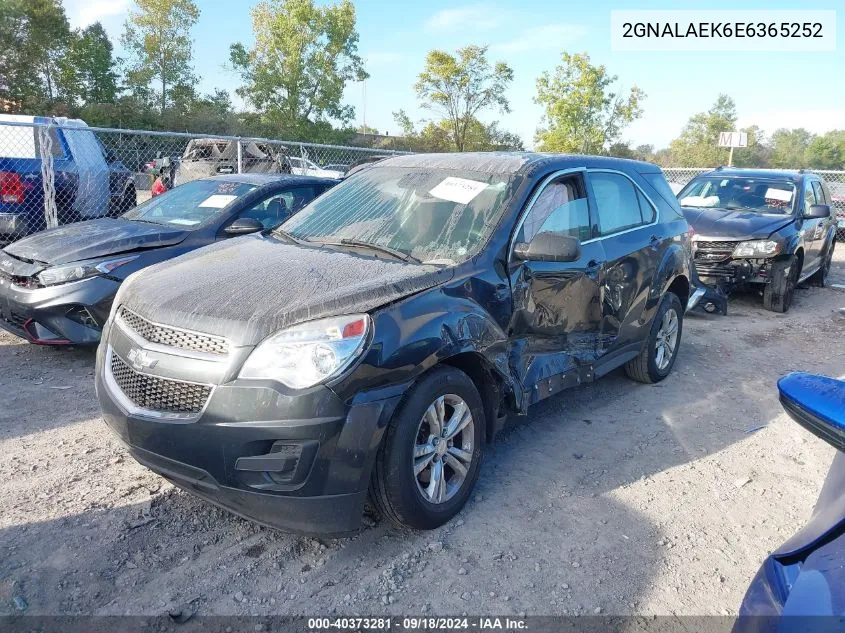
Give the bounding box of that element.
[508,171,605,404]
[585,170,662,358]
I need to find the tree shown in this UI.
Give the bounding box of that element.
[393,109,522,153]
[769,128,814,168]
[230,0,367,136]
[733,125,770,168]
[414,45,513,152]
[534,52,644,154]
[58,22,119,106]
[122,0,200,113]
[668,94,737,167]
[805,131,845,170]
[0,0,71,103]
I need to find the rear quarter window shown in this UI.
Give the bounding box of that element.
[641,171,684,218]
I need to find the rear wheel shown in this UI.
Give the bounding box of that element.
[369,367,484,530]
[810,238,836,287]
[763,255,799,312]
[625,292,683,384]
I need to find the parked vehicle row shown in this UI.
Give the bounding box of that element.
[1,147,843,621]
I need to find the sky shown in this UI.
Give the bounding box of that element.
[62,0,845,149]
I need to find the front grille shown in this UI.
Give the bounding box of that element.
[118,306,228,355]
[110,352,211,414]
[695,240,739,251]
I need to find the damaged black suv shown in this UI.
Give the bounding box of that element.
[680,168,837,313]
[96,153,692,534]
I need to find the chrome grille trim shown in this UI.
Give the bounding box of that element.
[104,346,213,420]
[117,306,229,356]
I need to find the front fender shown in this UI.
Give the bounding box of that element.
[647,240,691,317]
[334,283,518,410]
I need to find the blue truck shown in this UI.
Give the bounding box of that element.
[0,115,135,243]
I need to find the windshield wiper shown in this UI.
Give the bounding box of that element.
[320,238,421,264]
[271,229,308,244]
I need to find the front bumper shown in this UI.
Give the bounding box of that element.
[95,328,402,535]
[0,275,118,344]
[693,257,772,292]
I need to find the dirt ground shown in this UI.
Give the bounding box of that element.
[1,251,844,618]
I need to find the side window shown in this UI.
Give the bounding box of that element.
[811,181,825,205]
[804,181,817,213]
[239,188,311,229]
[517,175,591,244]
[590,172,645,236]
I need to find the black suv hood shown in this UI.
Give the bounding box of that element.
[5,218,188,267]
[119,235,454,346]
[682,207,793,240]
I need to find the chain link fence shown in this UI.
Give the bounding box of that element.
[0,117,843,244]
[0,118,407,243]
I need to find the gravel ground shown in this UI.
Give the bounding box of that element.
[1,250,844,618]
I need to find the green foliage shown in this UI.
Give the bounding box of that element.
[414,45,513,152]
[58,22,119,107]
[122,0,200,113]
[0,0,71,102]
[534,52,644,154]
[768,128,814,168]
[805,131,845,170]
[668,94,737,167]
[394,109,523,153]
[230,0,367,135]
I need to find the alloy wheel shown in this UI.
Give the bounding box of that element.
[655,308,679,371]
[413,394,474,504]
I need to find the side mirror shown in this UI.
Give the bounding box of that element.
[778,372,845,452]
[513,232,580,263]
[804,204,831,219]
[224,217,264,236]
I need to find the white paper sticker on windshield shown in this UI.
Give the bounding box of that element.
[429,177,488,205]
[764,188,792,202]
[168,218,200,226]
[199,194,238,208]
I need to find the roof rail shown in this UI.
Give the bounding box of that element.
[714,165,725,170]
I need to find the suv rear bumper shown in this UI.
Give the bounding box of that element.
[96,342,404,535]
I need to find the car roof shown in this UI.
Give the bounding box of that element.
[697,167,810,182]
[200,174,339,186]
[377,152,659,176]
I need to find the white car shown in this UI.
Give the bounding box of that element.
[288,157,345,179]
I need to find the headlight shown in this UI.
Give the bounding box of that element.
[239,314,371,389]
[732,240,782,258]
[37,255,138,287]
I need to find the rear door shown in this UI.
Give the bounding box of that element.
[508,170,605,400]
[585,170,662,358]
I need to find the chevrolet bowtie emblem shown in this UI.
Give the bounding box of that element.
[127,348,158,371]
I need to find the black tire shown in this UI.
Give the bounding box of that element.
[625,292,684,384]
[763,255,799,313]
[369,366,485,530]
[116,185,136,216]
[810,238,836,287]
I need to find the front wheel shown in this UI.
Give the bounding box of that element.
[369,367,485,530]
[625,292,684,384]
[763,255,799,312]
